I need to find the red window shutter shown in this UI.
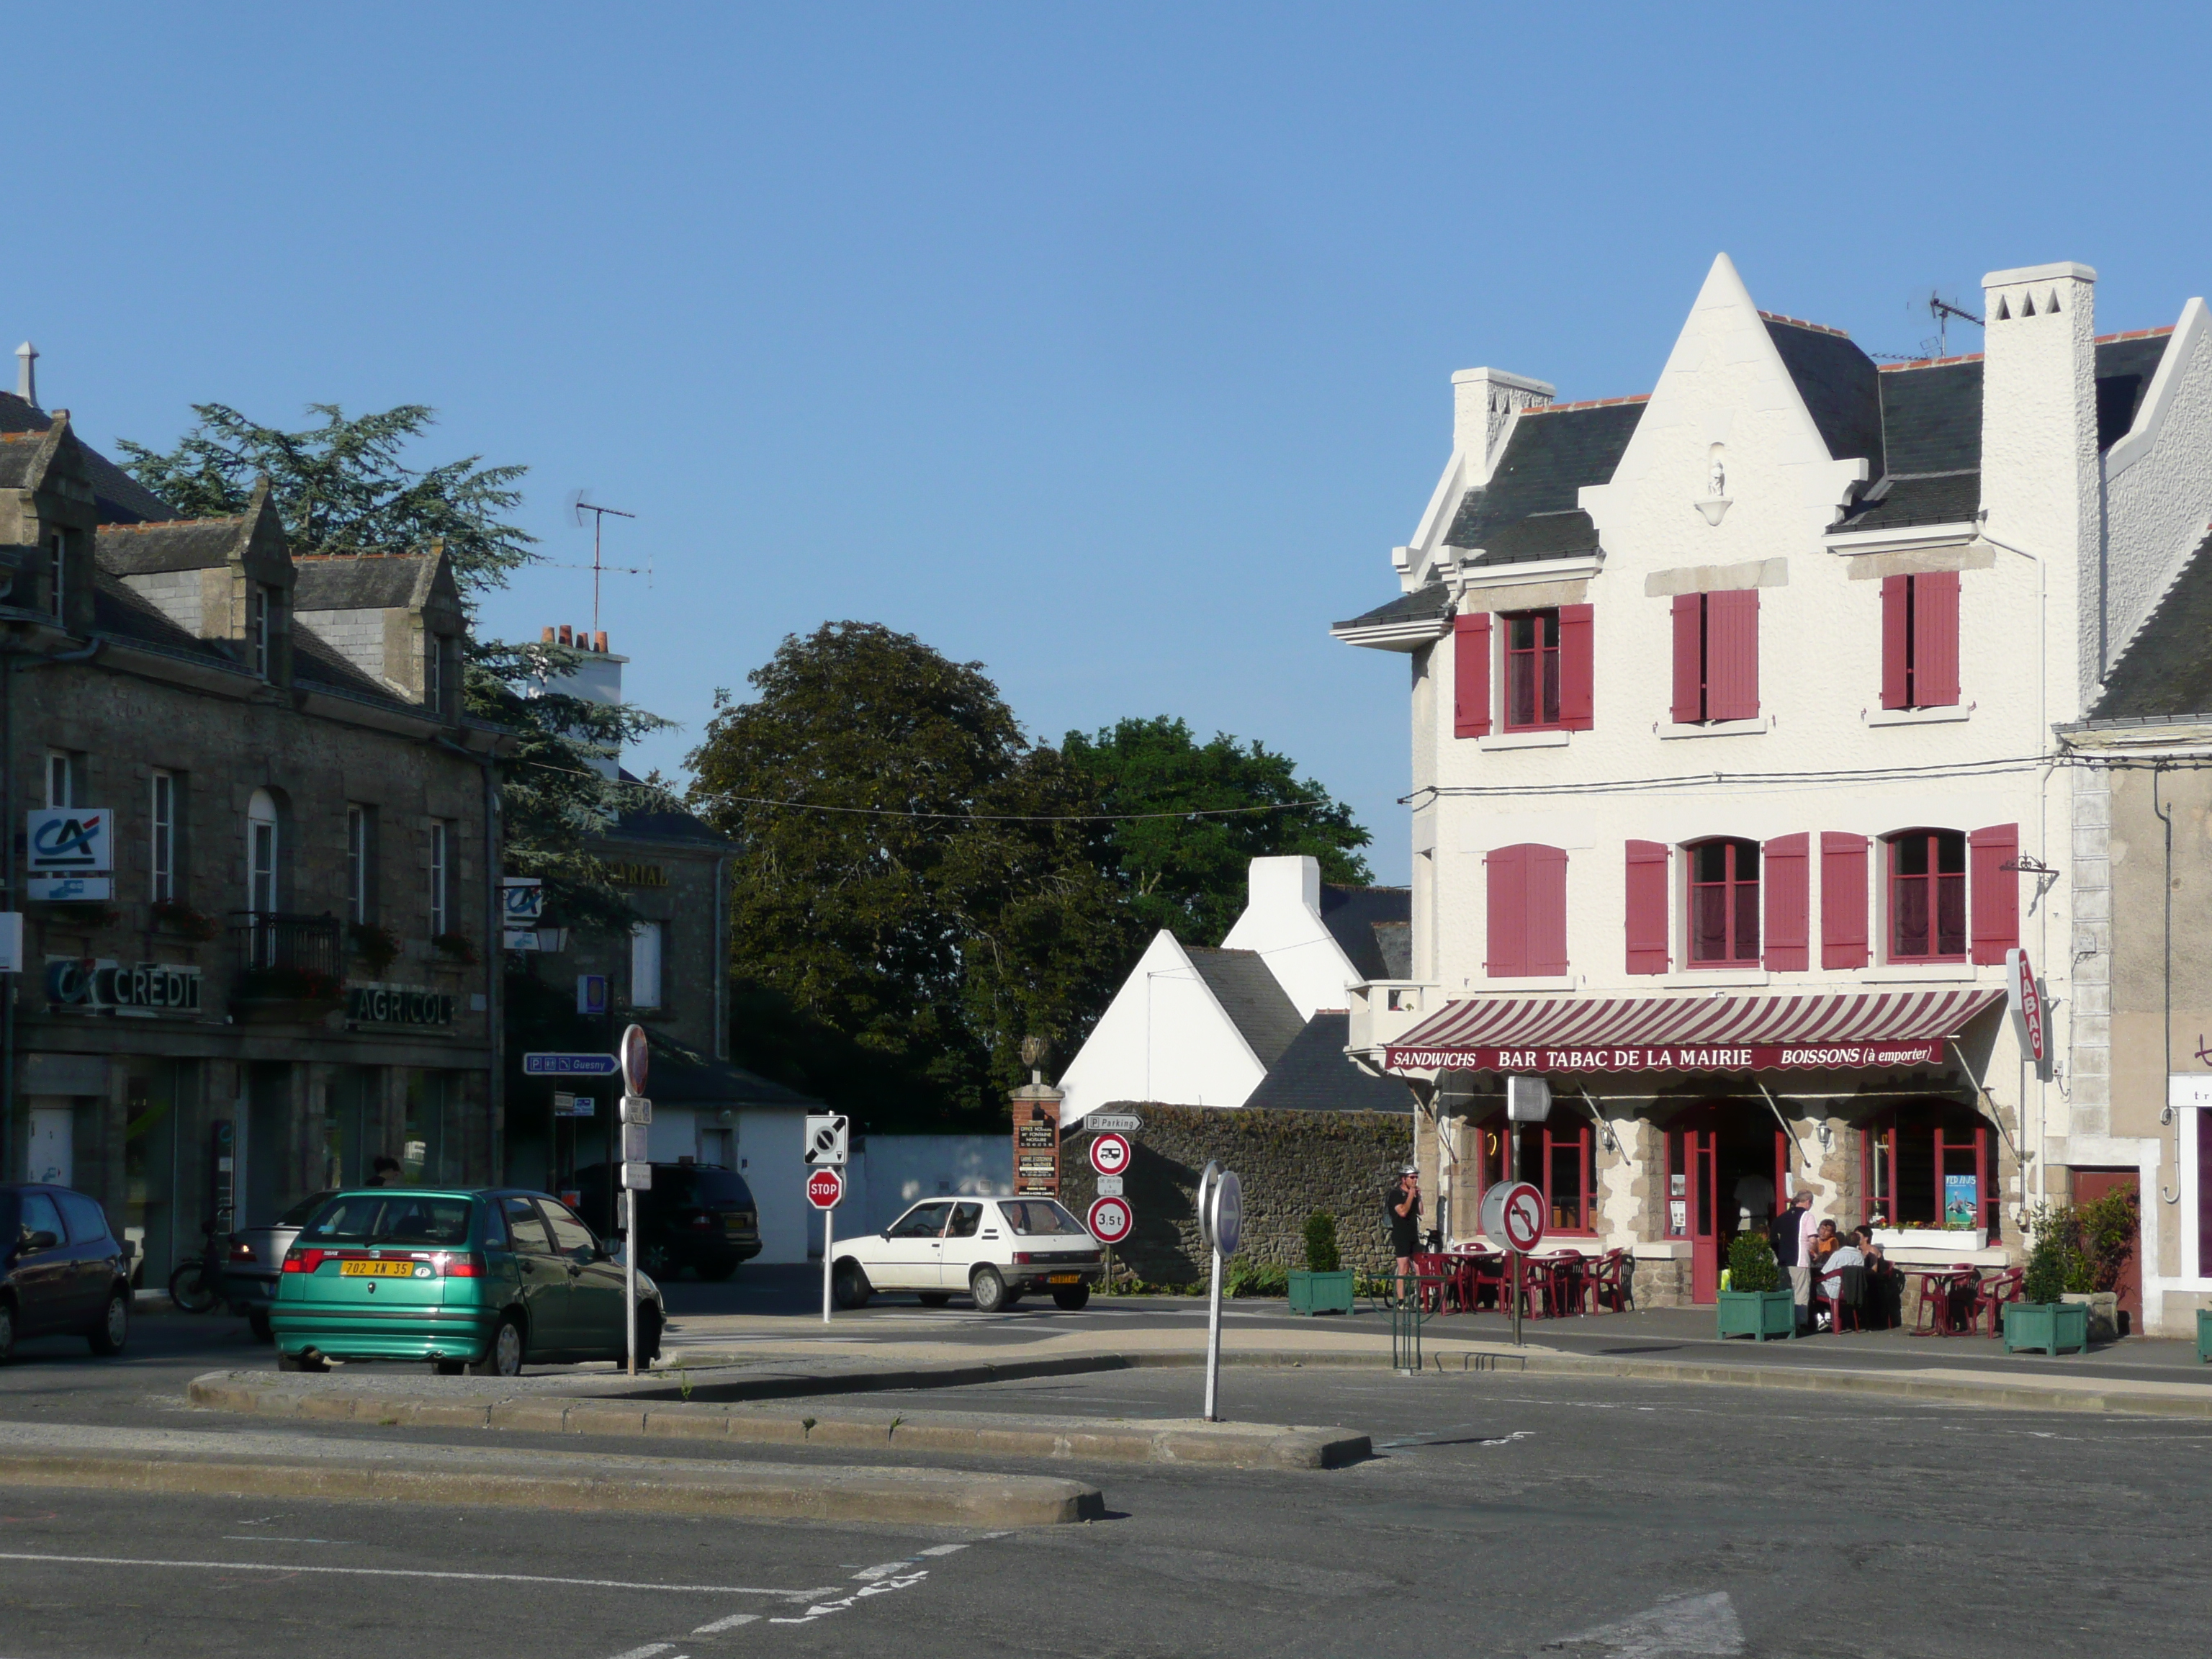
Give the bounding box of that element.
[1704,589,1760,721]
[1913,570,1961,707]
[1557,603,1594,730]
[1485,844,1529,978]
[1969,823,2019,965]
[1671,594,1704,724]
[1624,840,1670,975]
[1880,575,1910,709]
[1820,832,1869,969]
[1528,845,1569,976]
[1763,832,1809,972]
[1453,613,1491,738]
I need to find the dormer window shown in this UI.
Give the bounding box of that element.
[49,531,65,620]
[425,634,446,715]
[248,585,275,679]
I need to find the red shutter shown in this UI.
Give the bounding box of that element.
[1969,822,2019,965]
[1557,603,1593,731]
[1913,570,1961,708]
[1671,593,1704,724]
[1453,613,1491,738]
[1881,575,1910,709]
[1704,589,1761,721]
[1485,844,1529,978]
[1624,840,1670,974]
[1820,832,1869,969]
[1528,845,1569,976]
[1762,832,1808,971]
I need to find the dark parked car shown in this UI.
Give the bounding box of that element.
[572,1161,761,1281]
[1,1183,132,1362]
[222,1190,337,1341]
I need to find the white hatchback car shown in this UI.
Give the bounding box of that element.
[831,1196,1102,1313]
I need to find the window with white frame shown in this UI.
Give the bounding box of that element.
[150,770,177,903]
[45,750,73,808]
[630,920,664,1010]
[423,634,446,715]
[248,585,274,679]
[428,820,450,937]
[247,789,279,958]
[49,531,65,619]
[346,805,372,924]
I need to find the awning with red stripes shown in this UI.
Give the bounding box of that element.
[1382,987,2006,1075]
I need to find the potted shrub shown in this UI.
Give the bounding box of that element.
[1288,1210,1356,1316]
[349,920,400,976]
[2004,1204,2091,1355]
[432,932,479,966]
[1716,1230,1794,1341]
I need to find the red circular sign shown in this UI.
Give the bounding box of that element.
[806,1168,845,1210]
[1087,1195,1133,1245]
[1498,1182,1545,1252]
[1088,1133,1131,1177]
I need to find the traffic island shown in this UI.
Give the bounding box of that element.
[187,1374,1372,1468]
[0,1422,1102,1527]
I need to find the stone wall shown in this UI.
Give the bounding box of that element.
[1058,1104,1413,1285]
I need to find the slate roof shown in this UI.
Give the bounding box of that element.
[292,554,431,611]
[608,768,732,850]
[1185,947,1305,1070]
[1239,1011,1413,1115]
[1332,580,1449,634]
[1766,317,1884,472]
[640,1025,821,1109]
[96,518,248,574]
[91,570,238,667]
[1441,400,1643,565]
[292,624,410,706]
[0,392,176,523]
[2095,332,2169,449]
[2091,526,2212,719]
[1316,884,1412,983]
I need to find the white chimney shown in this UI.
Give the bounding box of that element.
[1978,260,2097,712]
[1450,367,1555,481]
[15,341,36,406]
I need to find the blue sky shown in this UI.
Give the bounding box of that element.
[22,6,2212,881]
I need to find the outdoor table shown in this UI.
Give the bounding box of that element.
[1905,1267,1975,1336]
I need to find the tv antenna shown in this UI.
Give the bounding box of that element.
[1924,290,1984,359]
[557,492,647,637]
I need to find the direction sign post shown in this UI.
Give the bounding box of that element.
[614,1025,652,1375]
[806,1167,845,1323]
[522,1052,619,1078]
[1195,1161,1244,1422]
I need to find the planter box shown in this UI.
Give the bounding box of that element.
[1872,1227,1988,1252]
[1287,1269,1357,1316]
[2003,1300,2090,1355]
[2199,1308,2212,1364]
[1717,1287,1796,1341]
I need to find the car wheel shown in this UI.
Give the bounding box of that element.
[627,1303,662,1368]
[249,1309,274,1344]
[642,1241,678,1281]
[917,1292,952,1308]
[0,1299,14,1364]
[88,1290,130,1357]
[276,1347,328,1372]
[168,1262,219,1316]
[469,1313,527,1378]
[1051,1283,1092,1312]
[970,1265,1010,1313]
[831,1259,873,1310]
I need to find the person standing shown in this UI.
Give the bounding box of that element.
[1385,1167,1422,1292]
[1773,1187,1814,1328]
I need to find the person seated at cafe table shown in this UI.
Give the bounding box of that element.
[1810,1218,1843,1265]
[1814,1235,1866,1331]
[1853,1225,1900,1328]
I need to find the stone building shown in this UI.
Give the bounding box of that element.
[0,381,502,1283]
[1333,254,2212,1324]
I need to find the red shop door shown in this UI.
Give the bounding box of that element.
[2071,1169,2141,1334]
[1671,1110,1790,1305]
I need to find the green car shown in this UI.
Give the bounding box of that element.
[271,1188,663,1376]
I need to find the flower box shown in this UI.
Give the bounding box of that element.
[1287,1269,1357,1316]
[1871,1227,1988,1253]
[2002,1300,2090,1355]
[1717,1287,1796,1341]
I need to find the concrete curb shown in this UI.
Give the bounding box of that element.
[186,1375,1369,1468]
[0,1444,1102,1527]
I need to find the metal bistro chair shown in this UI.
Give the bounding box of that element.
[1545,1249,1588,1317]
[1909,1266,1974,1336]
[1584,1248,1633,1314]
[1411,1252,1456,1314]
[1964,1266,2025,1338]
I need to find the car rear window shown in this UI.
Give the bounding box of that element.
[302,1194,476,1247]
[689,1169,754,1208]
[999,1200,1084,1236]
[55,1190,111,1244]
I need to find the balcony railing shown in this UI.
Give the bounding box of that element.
[229,912,343,976]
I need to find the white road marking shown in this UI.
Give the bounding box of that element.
[852,1560,918,1581]
[690,1613,760,1633]
[608,1647,675,1659]
[0,1552,831,1596]
[916,1543,969,1557]
[1556,1590,1744,1657]
[220,1536,331,1544]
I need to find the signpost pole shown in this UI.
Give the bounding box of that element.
[822,1201,835,1326]
[624,1187,638,1377]
[1204,1238,1223,1421]
[1509,1123,1523,1348]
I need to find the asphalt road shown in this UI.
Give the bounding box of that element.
[3,1316,2211,1657]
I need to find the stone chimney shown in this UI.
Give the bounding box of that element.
[1450,367,1555,481]
[15,341,36,406]
[1978,260,2098,711]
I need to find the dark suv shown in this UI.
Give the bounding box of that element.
[572,1161,761,1281]
[2,1184,132,1362]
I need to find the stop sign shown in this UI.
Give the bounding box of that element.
[806,1167,844,1210]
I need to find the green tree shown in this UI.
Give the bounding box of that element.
[1061,715,1372,945]
[687,622,1136,1128]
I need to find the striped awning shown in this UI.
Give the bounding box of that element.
[1382,987,2006,1075]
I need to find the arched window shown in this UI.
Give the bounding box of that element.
[1686,837,1759,965]
[1886,828,1966,962]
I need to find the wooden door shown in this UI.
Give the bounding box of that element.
[1669,1125,1719,1303]
[2070,1169,2141,1334]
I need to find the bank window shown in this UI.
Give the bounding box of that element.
[631,920,664,1010]
[45,749,75,808]
[1888,829,1966,962]
[1471,1108,1596,1236]
[1687,837,1760,965]
[346,805,373,924]
[1862,1105,1995,1236]
[150,770,176,902]
[428,821,450,937]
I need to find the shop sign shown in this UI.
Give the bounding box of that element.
[1386,1040,1949,1074]
[346,982,455,1028]
[604,860,668,888]
[26,808,113,874]
[45,958,203,1015]
[2006,947,2046,1069]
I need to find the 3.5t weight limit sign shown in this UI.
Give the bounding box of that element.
[1087,1133,1130,1177]
[1087,1195,1133,1246]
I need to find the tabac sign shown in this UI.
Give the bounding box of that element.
[1385,1041,1950,1074]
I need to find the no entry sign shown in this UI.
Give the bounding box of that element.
[1087,1195,1133,1246]
[1481,1180,1545,1253]
[1088,1132,1131,1177]
[805,1167,845,1210]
